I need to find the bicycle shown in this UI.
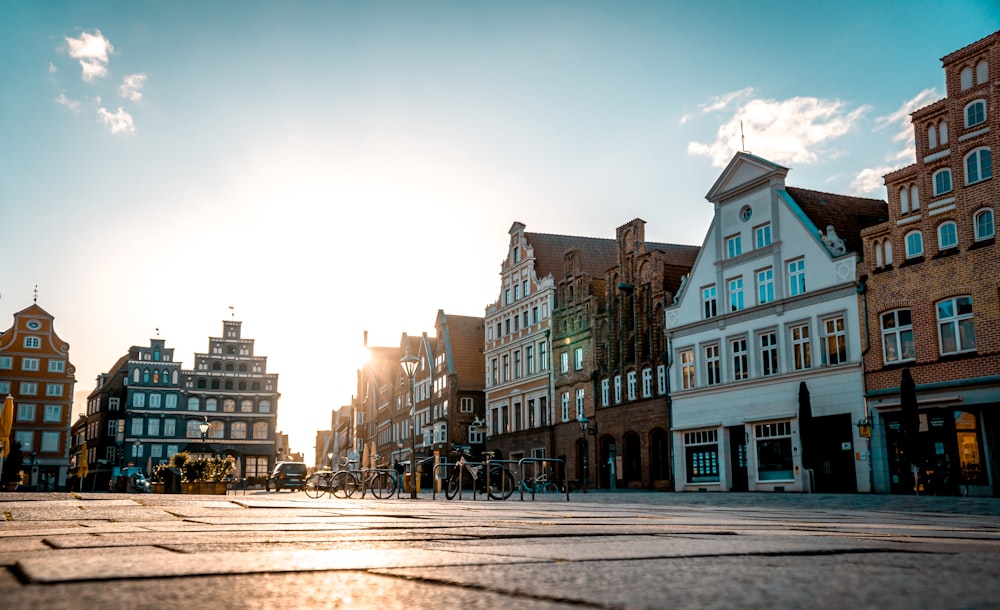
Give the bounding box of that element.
[358,462,397,499]
[304,458,359,499]
[445,450,515,500]
[520,472,560,494]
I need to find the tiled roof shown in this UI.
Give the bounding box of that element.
[437,312,484,386]
[784,186,889,256]
[524,232,698,281]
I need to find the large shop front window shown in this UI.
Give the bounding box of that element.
[684,429,719,483]
[755,421,793,481]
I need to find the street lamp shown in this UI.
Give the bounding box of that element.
[327,451,334,471]
[577,415,591,493]
[400,353,419,499]
[132,439,142,468]
[198,417,210,457]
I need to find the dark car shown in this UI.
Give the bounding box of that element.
[265,461,308,492]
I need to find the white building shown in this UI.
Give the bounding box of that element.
[664,153,887,493]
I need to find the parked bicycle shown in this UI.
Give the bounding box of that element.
[445,450,515,500]
[520,472,560,494]
[304,458,359,499]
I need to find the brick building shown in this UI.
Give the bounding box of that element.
[0,302,76,490]
[860,31,999,496]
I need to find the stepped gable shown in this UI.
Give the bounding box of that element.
[784,186,889,256]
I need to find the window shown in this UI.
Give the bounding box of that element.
[187,397,200,411]
[149,393,161,408]
[928,124,937,149]
[881,310,915,363]
[131,418,144,435]
[43,404,61,422]
[822,316,847,365]
[41,431,60,453]
[259,400,271,413]
[626,371,637,400]
[790,324,811,370]
[759,332,778,376]
[560,352,569,374]
[787,259,805,296]
[974,209,995,240]
[21,357,39,371]
[755,421,793,481]
[526,345,534,374]
[48,360,65,373]
[933,169,952,196]
[966,148,992,185]
[757,268,774,304]
[209,421,224,439]
[601,379,609,406]
[539,341,548,370]
[147,418,160,436]
[561,393,569,422]
[657,364,666,395]
[965,100,986,128]
[574,347,583,370]
[514,349,522,378]
[900,187,909,214]
[731,338,748,381]
[109,397,120,411]
[905,231,923,258]
[16,403,36,422]
[680,349,695,390]
[460,397,473,413]
[684,429,719,483]
[940,121,949,145]
[251,421,267,440]
[223,399,235,412]
[231,422,247,439]
[702,285,717,319]
[164,419,176,436]
[614,375,622,403]
[20,382,37,395]
[165,394,177,409]
[704,344,720,386]
[938,221,958,250]
[976,59,989,84]
[133,392,145,408]
[642,368,653,398]
[937,297,976,354]
[241,399,253,412]
[726,234,742,258]
[576,389,585,420]
[24,336,40,349]
[961,65,973,90]
[0,356,10,369]
[754,223,772,248]
[728,277,744,312]
[911,185,920,211]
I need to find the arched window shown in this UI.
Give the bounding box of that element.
[933,169,952,196]
[976,59,989,84]
[240,399,253,412]
[928,124,937,149]
[966,148,992,185]
[884,240,893,266]
[133,368,140,383]
[231,422,247,439]
[187,397,199,411]
[965,100,986,128]
[225,363,234,372]
[253,422,268,439]
[259,400,271,413]
[899,187,909,214]
[239,364,247,373]
[152,370,159,384]
[210,380,220,390]
[209,421,224,439]
[212,362,221,371]
[940,121,948,145]
[938,221,958,250]
[238,382,247,391]
[910,184,919,211]
[905,231,923,258]
[142,368,150,383]
[206,398,217,411]
[224,380,234,390]
[223,399,236,412]
[197,378,207,389]
[874,241,883,268]
[961,65,973,90]
[251,382,261,391]
[974,209,995,241]
[186,420,201,438]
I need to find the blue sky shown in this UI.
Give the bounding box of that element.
[1,1,996,462]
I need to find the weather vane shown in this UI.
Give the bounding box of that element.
[33,284,38,304]
[229,305,235,319]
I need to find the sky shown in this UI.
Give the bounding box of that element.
[1,1,996,465]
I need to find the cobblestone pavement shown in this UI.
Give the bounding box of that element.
[1,489,999,609]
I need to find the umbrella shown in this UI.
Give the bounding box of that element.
[78,442,89,491]
[0,395,13,482]
[899,367,921,494]
[797,382,813,468]
[361,442,370,471]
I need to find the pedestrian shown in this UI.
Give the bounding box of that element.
[392,459,404,488]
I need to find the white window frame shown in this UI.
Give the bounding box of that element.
[21,357,39,371]
[24,336,40,349]
[905,231,924,258]
[754,223,772,249]
[759,331,778,377]
[822,316,848,366]
[731,337,748,381]
[626,371,637,401]
[702,285,718,319]
[790,323,811,371]
[574,347,583,370]
[757,268,774,305]
[965,147,992,185]
[787,259,805,297]
[938,221,958,250]
[728,277,744,312]
[937,297,976,355]
[48,359,65,373]
[575,389,585,420]
[964,99,986,128]
[680,349,695,390]
[704,344,720,386]
[601,379,609,406]
[561,392,570,422]
[726,234,742,258]
[881,309,915,364]
[933,168,952,196]
[656,364,666,395]
[974,208,995,241]
[641,368,653,398]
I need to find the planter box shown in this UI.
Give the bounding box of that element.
[181,481,228,494]
[151,482,165,494]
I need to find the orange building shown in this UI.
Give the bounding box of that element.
[0,303,76,490]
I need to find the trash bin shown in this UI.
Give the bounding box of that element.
[403,473,422,493]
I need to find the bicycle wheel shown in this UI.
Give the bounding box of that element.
[487,465,515,500]
[331,471,358,498]
[542,481,559,494]
[368,472,396,499]
[445,467,469,500]
[304,473,326,498]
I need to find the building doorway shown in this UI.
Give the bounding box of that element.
[622,432,642,488]
[809,413,857,493]
[727,425,748,492]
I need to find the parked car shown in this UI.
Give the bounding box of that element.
[265,461,308,492]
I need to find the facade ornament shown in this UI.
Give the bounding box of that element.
[824,225,846,256]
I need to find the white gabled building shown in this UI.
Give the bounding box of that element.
[664,153,887,493]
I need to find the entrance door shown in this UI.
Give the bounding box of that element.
[810,413,858,493]
[728,426,748,492]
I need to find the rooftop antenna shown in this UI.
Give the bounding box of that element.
[155,327,160,337]
[33,284,38,304]
[229,305,235,319]
[740,120,746,153]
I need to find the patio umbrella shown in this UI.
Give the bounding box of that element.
[797,382,813,472]
[78,442,89,491]
[361,442,370,471]
[899,367,921,494]
[0,395,13,481]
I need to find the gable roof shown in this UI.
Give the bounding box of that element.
[706,152,789,203]
[524,232,619,281]
[783,186,889,256]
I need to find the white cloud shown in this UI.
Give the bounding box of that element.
[49,62,57,74]
[98,107,135,135]
[849,88,941,195]
[65,30,114,82]
[55,92,82,112]
[679,87,755,125]
[119,73,147,101]
[687,90,869,168]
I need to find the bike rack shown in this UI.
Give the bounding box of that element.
[516,457,569,502]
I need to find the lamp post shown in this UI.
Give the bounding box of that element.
[198,417,209,457]
[132,439,142,468]
[577,415,590,493]
[327,451,334,471]
[400,354,419,499]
